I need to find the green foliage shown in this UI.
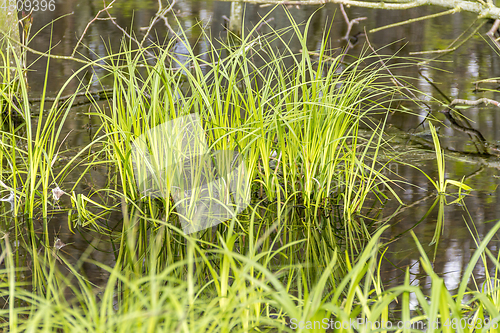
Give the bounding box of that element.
[413,122,473,196]
[0,11,489,333]
[429,122,472,194]
[1,209,500,332]
[89,15,405,241]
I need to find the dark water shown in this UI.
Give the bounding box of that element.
[17,0,500,296]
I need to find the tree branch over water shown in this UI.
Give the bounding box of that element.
[217,0,500,20]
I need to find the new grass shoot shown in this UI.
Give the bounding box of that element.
[425,122,472,195]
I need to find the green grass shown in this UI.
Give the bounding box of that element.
[2,204,500,332]
[423,122,472,195]
[86,15,408,244]
[0,11,491,333]
[0,13,413,241]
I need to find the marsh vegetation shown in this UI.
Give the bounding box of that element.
[0,2,500,332]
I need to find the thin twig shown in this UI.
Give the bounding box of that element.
[71,0,157,59]
[450,97,500,108]
[486,19,500,51]
[364,29,433,132]
[418,69,451,103]
[418,69,488,153]
[337,4,367,63]
[8,36,98,65]
[340,4,366,49]
[473,78,500,84]
[157,14,181,42]
[71,0,116,57]
[102,6,151,55]
[139,0,178,46]
[473,78,500,92]
[370,8,457,34]
[256,17,275,33]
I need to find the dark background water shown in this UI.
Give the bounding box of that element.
[16,0,500,298]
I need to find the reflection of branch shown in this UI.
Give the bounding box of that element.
[440,108,486,143]
[365,30,432,132]
[441,102,500,156]
[72,0,116,57]
[340,4,366,50]
[417,69,492,154]
[365,116,500,167]
[415,78,500,153]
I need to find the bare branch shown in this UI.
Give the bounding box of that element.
[486,19,500,51]
[101,3,158,58]
[339,4,366,49]
[450,98,500,108]
[72,0,116,57]
[370,7,456,33]
[215,0,500,21]
[139,0,177,46]
[74,0,170,59]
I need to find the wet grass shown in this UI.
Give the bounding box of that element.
[0,13,490,333]
[2,205,500,332]
[88,16,409,246]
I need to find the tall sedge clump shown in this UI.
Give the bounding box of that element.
[0,42,94,221]
[93,38,186,215]
[96,15,406,238]
[0,40,120,292]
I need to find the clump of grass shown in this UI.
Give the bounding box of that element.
[3,12,493,333]
[90,15,408,240]
[0,41,120,290]
[0,40,120,217]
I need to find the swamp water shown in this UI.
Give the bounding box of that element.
[9,0,500,318]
